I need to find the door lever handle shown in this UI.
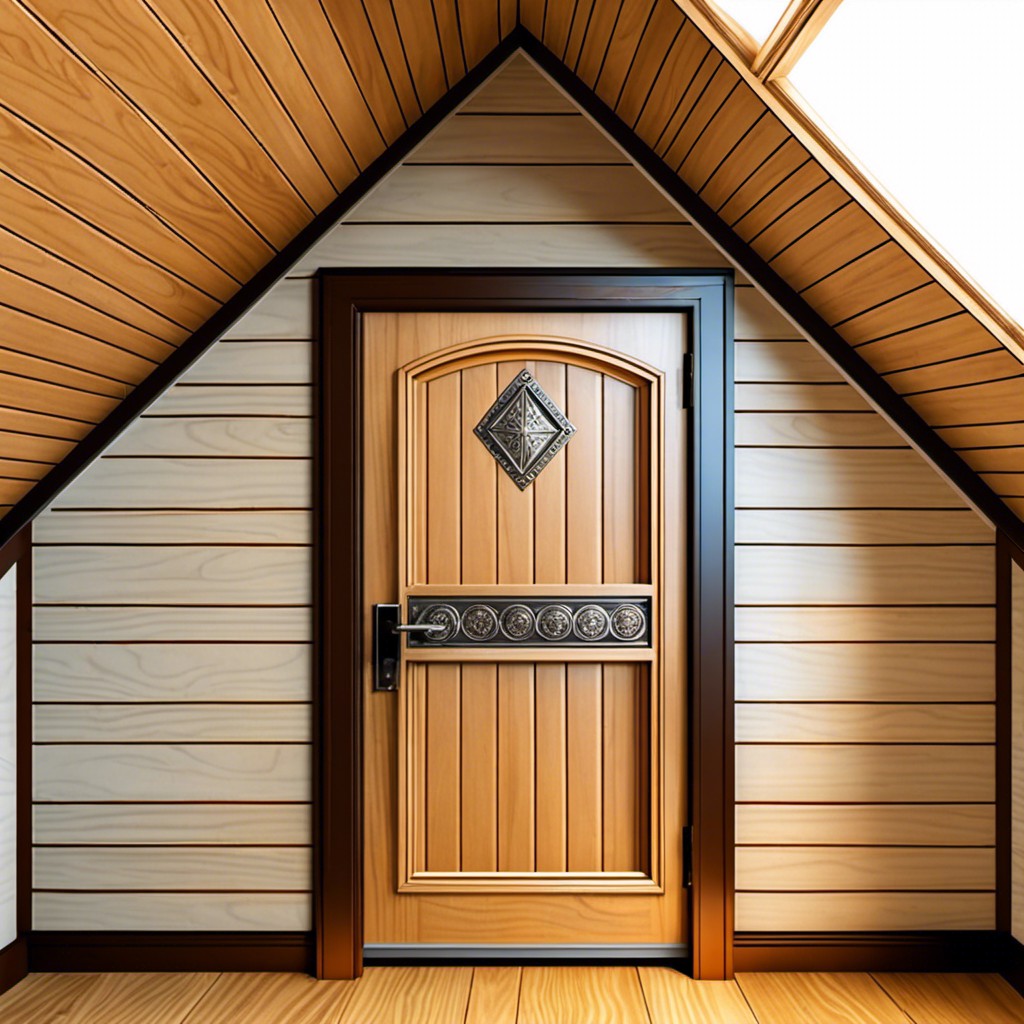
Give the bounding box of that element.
[391,622,444,635]
[373,605,444,692]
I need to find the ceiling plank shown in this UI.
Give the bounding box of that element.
[750,0,844,83]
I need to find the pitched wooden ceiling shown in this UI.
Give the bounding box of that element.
[1,0,1022,541]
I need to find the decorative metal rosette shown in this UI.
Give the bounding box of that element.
[461,603,499,642]
[609,603,647,642]
[573,604,611,642]
[536,604,573,641]
[416,603,460,643]
[499,603,535,641]
[405,597,650,646]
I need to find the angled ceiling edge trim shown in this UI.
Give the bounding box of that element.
[515,33,1024,545]
[0,33,524,552]
[683,0,1024,359]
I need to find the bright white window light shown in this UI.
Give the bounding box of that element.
[713,0,793,43]
[791,0,1024,329]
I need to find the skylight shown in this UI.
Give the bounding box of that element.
[713,0,793,43]
[790,0,1024,329]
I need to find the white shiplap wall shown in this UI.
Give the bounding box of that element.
[31,53,996,933]
[0,566,15,947]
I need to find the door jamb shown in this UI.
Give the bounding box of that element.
[315,270,735,980]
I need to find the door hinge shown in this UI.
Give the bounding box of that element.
[683,825,693,888]
[682,352,694,409]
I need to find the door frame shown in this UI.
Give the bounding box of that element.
[314,270,735,980]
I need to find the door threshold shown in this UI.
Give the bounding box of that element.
[363,943,689,966]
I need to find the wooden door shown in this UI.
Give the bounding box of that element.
[363,312,687,947]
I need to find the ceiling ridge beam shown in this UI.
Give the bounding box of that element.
[751,0,844,82]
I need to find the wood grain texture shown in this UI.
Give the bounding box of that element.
[33,802,311,845]
[735,845,994,892]
[736,804,995,847]
[337,967,473,1024]
[736,972,913,1024]
[518,967,650,1024]
[464,968,520,1024]
[33,846,310,892]
[638,967,757,1024]
[735,508,991,544]
[33,643,309,701]
[179,972,356,1024]
[872,973,1024,1024]
[736,891,994,931]
[736,744,994,803]
[736,606,993,642]
[32,891,310,931]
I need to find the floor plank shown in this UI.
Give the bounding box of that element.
[183,972,357,1024]
[0,974,102,1024]
[873,972,1024,1024]
[518,967,651,1024]
[736,972,911,1024]
[639,966,757,1023]
[464,967,521,1023]
[337,967,473,1024]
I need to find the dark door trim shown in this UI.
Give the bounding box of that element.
[315,270,735,980]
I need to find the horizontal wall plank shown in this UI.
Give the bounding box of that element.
[34,704,310,743]
[177,341,311,385]
[735,509,992,545]
[35,744,310,801]
[736,846,994,891]
[409,113,625,163]
[735,341,843,382]
[34,547,310,605]
[33,803,311,845]
[735,804,995,847]
[32,892,310,931]
[735,546,993,605]
[346,165,685,223]
[147,385,311,417]
[734,288,803,341]
[735,704,993,743]
[35,511,310,546]
[736,643,994,701]
[105,418,311,458]
[735,412,903,448]
[460,54,575,112]
[34,607,310,643]
[34,847,310,891]
[735,892,994,932]
[51,459,311,510]
[222,281,311,340]
[736,607,994,642]
[735,384,872,413]
[735,449,966,508]
[34,644,310,702]
[288,222,729,275]
[735,745,994,802]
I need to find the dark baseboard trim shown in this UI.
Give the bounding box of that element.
[0,937,27,996]
[998,933,1024,998]
[734,931,1004,972]
[28,932,314,973]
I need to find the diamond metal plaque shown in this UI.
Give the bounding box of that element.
[474,370,576,489]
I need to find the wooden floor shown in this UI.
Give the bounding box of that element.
[2,968,1023,1023]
